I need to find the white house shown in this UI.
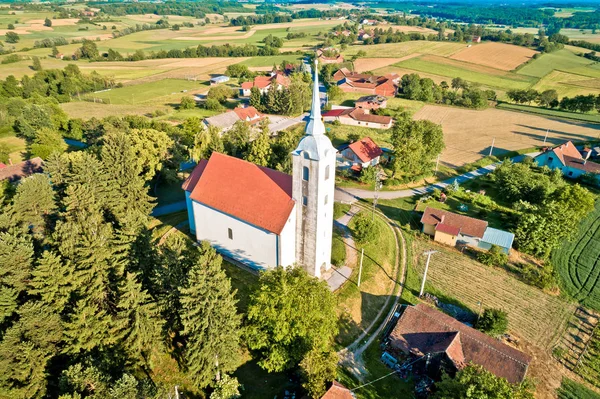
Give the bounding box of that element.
[203,106,264,132]
[183,60,336,278]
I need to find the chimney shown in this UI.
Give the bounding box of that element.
[440,215,445,224]
[8,158,12,166]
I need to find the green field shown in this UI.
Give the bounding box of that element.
[557,378,600,399]
[395,55,537,90]
[578,327,600,389]
[553,200,600,312]
[240,54,303,67]
[518,49,600,79]
[83,78,203,105]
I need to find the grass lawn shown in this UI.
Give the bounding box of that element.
[333,202,351,220]
[331,225,347,267]
[222,261,258,313]
[335,209,398,347]
[411,238,575,349]
[240,54,304,67]
[0,133,27,163]
[148,210,189,242]
[496,102,600,123]
[153,177,186,206]
[531,70,600,99]
[395,55,537,90]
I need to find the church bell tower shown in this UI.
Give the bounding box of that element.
[291,59,336,279]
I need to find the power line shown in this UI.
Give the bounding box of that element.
[350,354,429,392]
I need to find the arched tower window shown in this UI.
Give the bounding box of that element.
[325,165,330,180]
[303,166,309,181]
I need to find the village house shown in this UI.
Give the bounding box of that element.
[184,60,337,278]
[355,95,387,110]
[333,29,352,37]
[472,35,482,43]
[534,141,600,183]
[0,157,43,183]
[361,19,379,25]
[387,304,531,383]
[321,381,354,398]
[317,48,344,64]
[55,53,65,60]
[420,207,514,254]
[203,106,264,132]
[358,29,374,40]
[333,68,398,96]
[322,107,393,129]
[340,137,383,169]
[240,73,290,96]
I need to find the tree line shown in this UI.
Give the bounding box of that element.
[96,0,247,18]
[507,89,600,113]
[399,73,495,109]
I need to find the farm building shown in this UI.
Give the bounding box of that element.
[0,157,43,183]
[472,36,482,43]
[386,304,531,383]
[339,137,383,169]
[240,74,290,96]
[203,106,264,132]
[534,141,600,183]
[183,60,337,278]
[333,68,398,96]
[358,29,374,40]
[210,75,230,85]
[478,227,515,254]
[355,95,387,110]
[321,381,354,398]
[420,207,515,253]
[322,108,393,129]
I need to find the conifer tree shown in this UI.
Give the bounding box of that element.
[29,251,73,313]
[179,242,242,388]
[0,231,34,323]
[245,118,272,166]
[116,272,164,367]
[11,174,56,234]
[249,86,262,110]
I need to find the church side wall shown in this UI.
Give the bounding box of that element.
[185,191,196,234]
[192,201,278,270]
[279,203,297,267]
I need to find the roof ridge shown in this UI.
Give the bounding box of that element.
[413,306,530,367]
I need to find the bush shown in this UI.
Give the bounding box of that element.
[475,308,508,336]
[518,263,556,290]
[477,245,508,267]
[352,213,378,244]
[204,98,222,111]
[358,166,377,184]
[179,96,195,110]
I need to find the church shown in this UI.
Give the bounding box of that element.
[182,61,337,279]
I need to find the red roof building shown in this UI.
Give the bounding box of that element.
[0,157,43,183]
[341,137,383,168]
[321,381,355,399]
[535,141,600,181]
[421,207,488,239]
[241,74,290,96]
[388,304,531,384]
[322,107,393,129]
[203,106,264,131]
[333,68,398,96]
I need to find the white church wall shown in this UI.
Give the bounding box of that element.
[279,203,297,267]
[192,201,279,270]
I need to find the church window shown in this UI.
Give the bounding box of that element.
[325,165,330,180]
[324,195,328,205]
[303,166,309,181]
[228,228,233,240]
[303,196,308,206]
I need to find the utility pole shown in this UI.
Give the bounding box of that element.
[215,354,220,382]
[419,250,438,297]
[489,137,495,157]
[543,129,549,144]
[372,168,383,222]
[174,386,180,399]
[357,248,364,287]
[477,301,483,322]
[435,154,440,176]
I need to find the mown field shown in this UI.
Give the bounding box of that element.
[577,327,600,389]
[557,378,600,399]
[553,201,600,312]
[412,238,575,349]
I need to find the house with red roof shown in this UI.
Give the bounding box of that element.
[203,106,264,132]
[534,141,600,183]
[240,73,290,96]
[317,48,344,64]
[387,304,531,383]
[321,381,355,399]
[0,157,44,183]
[333,68,398,96]
[340,137,383,168]
[183,60,337,278]
[322,107,393,129]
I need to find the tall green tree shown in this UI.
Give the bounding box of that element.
[179,242,242,388]
[245,118,272,166]
[11,174,56,233]
[246,267,338,373]
[29,128,67,160]
[29,251,73,312]
[0,232,34,323]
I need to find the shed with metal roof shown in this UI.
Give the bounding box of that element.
[478,227,515,254]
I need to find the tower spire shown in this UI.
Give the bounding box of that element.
[305,57,326,136]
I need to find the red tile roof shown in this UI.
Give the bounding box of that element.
[347,108,392,125]
[435,223,460,236]
[389,304,531,384]
[233,106,262,121]
[241,81,254,89]
[184,152,294,235]
[182,159,208,192]
[0,157,43,182]
[550,141,582,164]
[322,109,348,117]
[421,207,488,238]
[0,163,6,169]
[321,381,354,399]
[348,137,383,163]
[563,155,600,174]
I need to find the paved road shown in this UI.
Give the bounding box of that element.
[335,154,536,202]
[268,113,307,134]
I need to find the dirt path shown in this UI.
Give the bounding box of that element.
[338,203,407,380]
